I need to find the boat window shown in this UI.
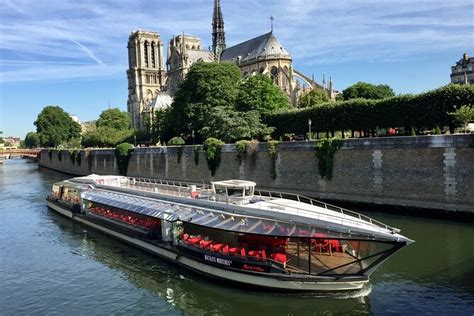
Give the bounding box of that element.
[215,186,227,195]
[227,188,243,197]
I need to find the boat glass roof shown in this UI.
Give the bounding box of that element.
[81,190,388,240]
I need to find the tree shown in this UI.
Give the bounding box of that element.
[450,105,474,133]
[81,108,134,148]
[24,132,39,148]
[342,82,395,100]
[200,107,274,143]
[96,108,132,130]
[165,62,242,141]
[236,75,290,115]
[81,126,134,148]
[298,88,330,108]
[34,106,81,147]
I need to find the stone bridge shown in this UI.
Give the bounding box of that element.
[1,149,41,159]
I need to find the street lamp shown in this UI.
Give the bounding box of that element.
[308,118,312,140]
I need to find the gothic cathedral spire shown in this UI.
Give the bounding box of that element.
[212,0,226,59]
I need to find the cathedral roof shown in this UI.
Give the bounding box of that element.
[150,93,173,110]
[220,32,291,63]
[187,50,215,63]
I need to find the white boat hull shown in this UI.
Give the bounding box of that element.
[47,201,367,292]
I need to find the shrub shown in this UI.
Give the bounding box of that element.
[267,140,279,180]
[265,84,474,137]
[69,150,78,164]
[115,143,134,175]
[167,136,186,164]
[235,140,249,165]
[315,138,343,180]
[203,138,224,176]
[193,145,200,166]
[76,151,82,166]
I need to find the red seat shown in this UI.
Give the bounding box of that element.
[222,245,229,254]
[183,234,189,241]
[200,240,213,248]
[211,243,224,252]
[229,247,239,254]
[187,237,202,245]
[260,249,267,260]
[248,250,259,258]
[271,253,287,264]
[240,248,246,257]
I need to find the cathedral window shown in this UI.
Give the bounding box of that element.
[151,42,156,68]
[144,41,149,68]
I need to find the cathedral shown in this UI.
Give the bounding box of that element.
[127,0,334,130]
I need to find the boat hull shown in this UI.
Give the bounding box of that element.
[46,200,367,292]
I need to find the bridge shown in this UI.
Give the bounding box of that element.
[0,149,41,159]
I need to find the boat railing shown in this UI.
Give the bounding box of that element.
[255,189,400,234]
[120,177,399,234]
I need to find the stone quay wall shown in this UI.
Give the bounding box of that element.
[39,135,474,213]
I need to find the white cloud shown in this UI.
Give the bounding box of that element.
[0,0,473,82]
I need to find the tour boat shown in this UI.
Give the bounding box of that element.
[46,175,413,292]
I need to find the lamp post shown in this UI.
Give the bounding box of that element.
[134,135,137,147]
[308,119,312,140]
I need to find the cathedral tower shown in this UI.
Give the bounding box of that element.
[212,0,226,59]
[127,30,167,130]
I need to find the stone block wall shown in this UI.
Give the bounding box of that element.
[39,135,474,213]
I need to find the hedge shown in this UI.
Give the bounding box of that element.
[264,84,474,136]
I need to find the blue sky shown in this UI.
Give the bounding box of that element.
[0,0,473,138]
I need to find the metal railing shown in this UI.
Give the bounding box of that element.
[255,189,399,233]
[120,176,399,234]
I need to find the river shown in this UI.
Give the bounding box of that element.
[1,159,473,315]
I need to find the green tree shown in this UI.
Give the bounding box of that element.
[200,107,273,143]
[34,106,81,147]
[81,108,134,148]
[450,104,474,133]
[342,82,395,100]
[96,108,132,130]
[236,75,290,115]
[81,126,134,148]
[298,88,330,108]
[165,62,242,141]
[24,132,39,148]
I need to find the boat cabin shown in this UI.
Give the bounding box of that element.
[211,180,256,200]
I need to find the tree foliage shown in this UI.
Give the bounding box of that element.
[82,108,134,148]
[236,75,290,115]
[34,106,81,148]
[298,88,330,108]
[200,107,273,143]
[342,82,395,100]
[265,84,474,137]
[96,108,132,130]
[24,132,39,148]
[81,126,134,148]
[115,143,134,176]
[165,62,242,141]
[450,104,474,133]
[203,138,224,176]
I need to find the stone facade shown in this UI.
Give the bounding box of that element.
[127,30,167,130]
[166,35,215,95]
[450,53,474,85]
[39,135,474,213]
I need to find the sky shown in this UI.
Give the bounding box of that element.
[0,0,473,138]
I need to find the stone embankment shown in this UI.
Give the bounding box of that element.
[39,135,474,213]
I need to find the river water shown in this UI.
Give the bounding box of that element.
[1,159,473,315]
